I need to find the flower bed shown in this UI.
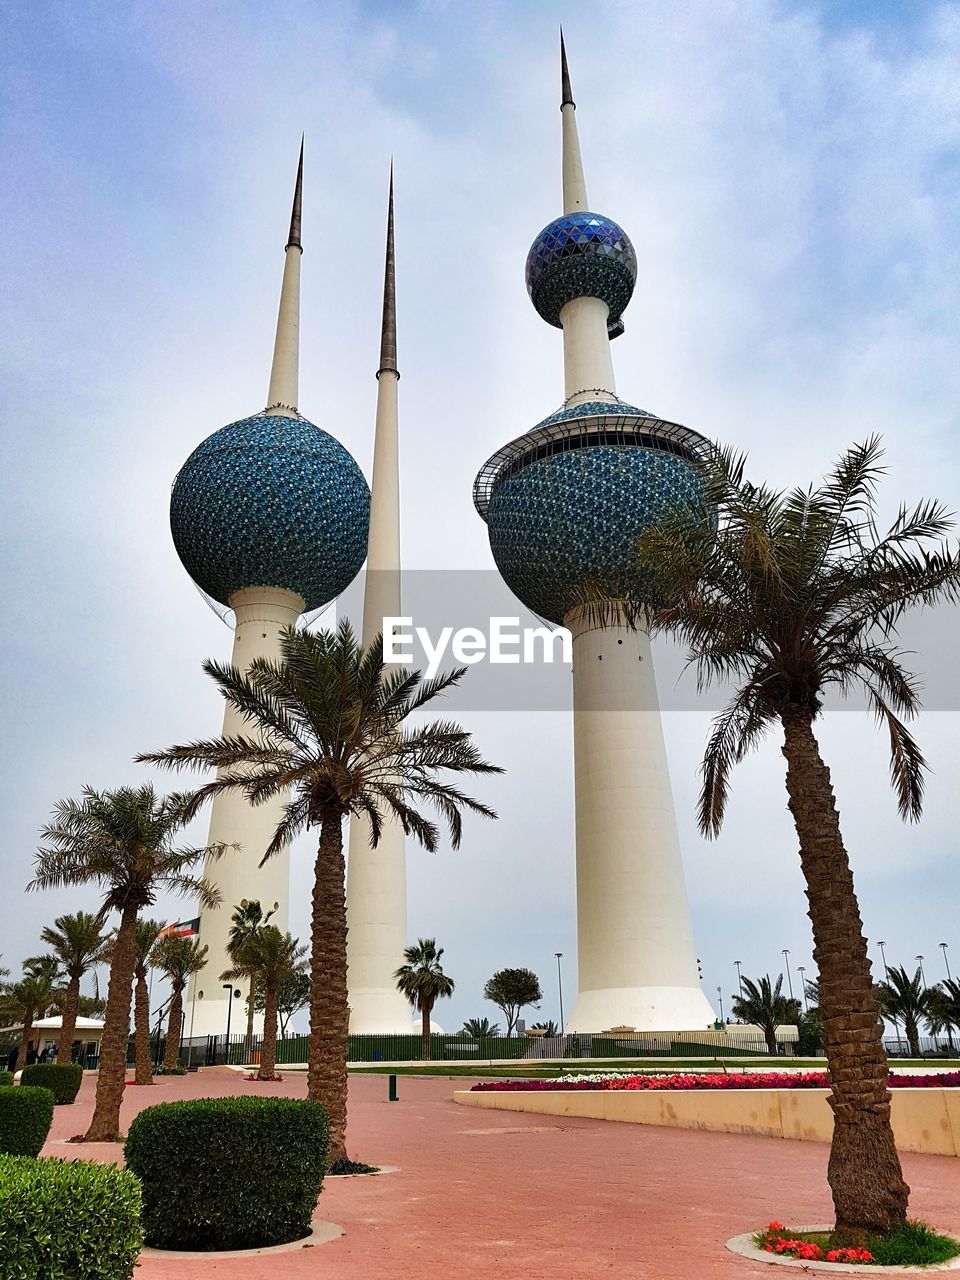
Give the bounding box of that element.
[471,1070,960,1093]
[758,1224,873,1263]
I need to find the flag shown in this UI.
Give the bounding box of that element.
[156,918,201,941]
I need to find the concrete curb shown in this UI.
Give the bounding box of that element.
[140,1218,344,1259]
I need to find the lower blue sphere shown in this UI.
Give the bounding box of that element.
[486,432,704,625]
[170,412,370,611]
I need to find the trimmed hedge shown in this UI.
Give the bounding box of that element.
[19,1063,83,1105]
[0,1088,54,1157]
[0,1153,142,1278]
[0,1073,12,1089]
[125,1095,328,1250]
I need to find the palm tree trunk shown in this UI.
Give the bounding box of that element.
[421,1003,431,1061]
[134,971,153,1085]
[905,1017,920,1059]
[259,979,278,1080]
[20,1011,34,1063]
[764,1024,778,1056]
[245,975,256,1062]
[163,987,183,1069]
[86,902,138,1142]
[58,975,81,1062]
[307,805,350,1165]
[781,709,909,1236]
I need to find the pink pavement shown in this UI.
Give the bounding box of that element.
[40,1070,960,1280]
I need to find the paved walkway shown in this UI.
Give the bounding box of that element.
[43,1071,960,1279]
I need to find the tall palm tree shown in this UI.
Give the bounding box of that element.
[130,918,164,1084]
[636,437,960,1235]
[935,980,960,1056]
[222,899,276,1061]
[394,938,455,1061]
[29,784,224,1141]
[152,936,208,1069]
[139,621,501,1163]
[39,913,110,1062]
[876,966,931,1059]
[241,928,305,1079]
[730,974,798,1055]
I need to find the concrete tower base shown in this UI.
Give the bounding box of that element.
[565,607,715,1034]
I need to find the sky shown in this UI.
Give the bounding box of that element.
[1,0,959,1034]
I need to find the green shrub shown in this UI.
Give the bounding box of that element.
[0,1153,142,1279]
[154,1062,186,1075]
[0,1073,12,1089]
[125,1095,328,1250]
[19,1063,83,1105]
[0,1088,54,1157]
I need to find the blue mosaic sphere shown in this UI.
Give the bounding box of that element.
[171,412,370,610]
[526,213,637,329]
[485,403,705,625]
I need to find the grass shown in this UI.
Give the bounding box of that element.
[755,1221,960,1267]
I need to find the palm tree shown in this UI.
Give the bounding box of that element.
[222,899,276,1061]
[139,621,501,1163]
[462,1016,502,1039]
[935,980,960,1057]
[39,913,110,1063]
[131,919,164,1084]
[636,438,960,1236]
[395,938,455,1061]
[730,974,798,1055]
[29,784,224,1142]
[152,936,208,1069]
[242,928,305,1079]
[5,957,63,1061]
[876,966,931,1059]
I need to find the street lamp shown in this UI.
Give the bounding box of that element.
[222,983,241,1057]
[797,966,809,1012]
[555,953,565,1032]
[782,949,794,1000]
[716,986,724,1023]
[916,955,926,987]
[734,960,744,996]
[878,940,888,975]
[941,943,952,982]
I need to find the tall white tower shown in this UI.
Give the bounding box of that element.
[474,36,715,1032]
[345,169,414,1033]
[169,143,370,1038]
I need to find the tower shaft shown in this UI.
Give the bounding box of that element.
[186,586,303,1038]
[344,170,412,1034]
[565,607,713,1031]
[265,139,303,416]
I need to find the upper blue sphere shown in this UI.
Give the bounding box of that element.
[526,212,637,329]
[170,412,370,610]
[484,403,705,625]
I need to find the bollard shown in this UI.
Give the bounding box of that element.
[388,1073,399,1102]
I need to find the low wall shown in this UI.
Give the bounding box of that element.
[453,1088,960,1157]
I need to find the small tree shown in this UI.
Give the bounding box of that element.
[876,966,931,1058]
[39,913,110,1063]
[223,900,277,1061]
[731,974,799,1055]
[131,919,164,1084]
[244,928,305,1079]
[5,957,64,1060]
[256,969,310,1039]
[153,937,208,1069]
[484,968,542,1036]
[462,1016,501,1039]
[395,939,455,1061]
[29,784,224,1141]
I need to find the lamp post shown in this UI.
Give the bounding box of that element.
[555,953,564,1032]
[782,949,794,1000]
[222,983,239,1062]
[941,943,952,982]
[734,960,744,997]
[878,940,889,975]
[797,966,809,1012]
[917,955,926,988]
[716,986,724,1023]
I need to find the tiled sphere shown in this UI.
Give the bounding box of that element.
[171,413,370,610]
[526,212,637,329]
[486,404,705,625]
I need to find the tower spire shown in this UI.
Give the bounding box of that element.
[560,30,588,214]
[265,137,303,415]
[377,161,398,378]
